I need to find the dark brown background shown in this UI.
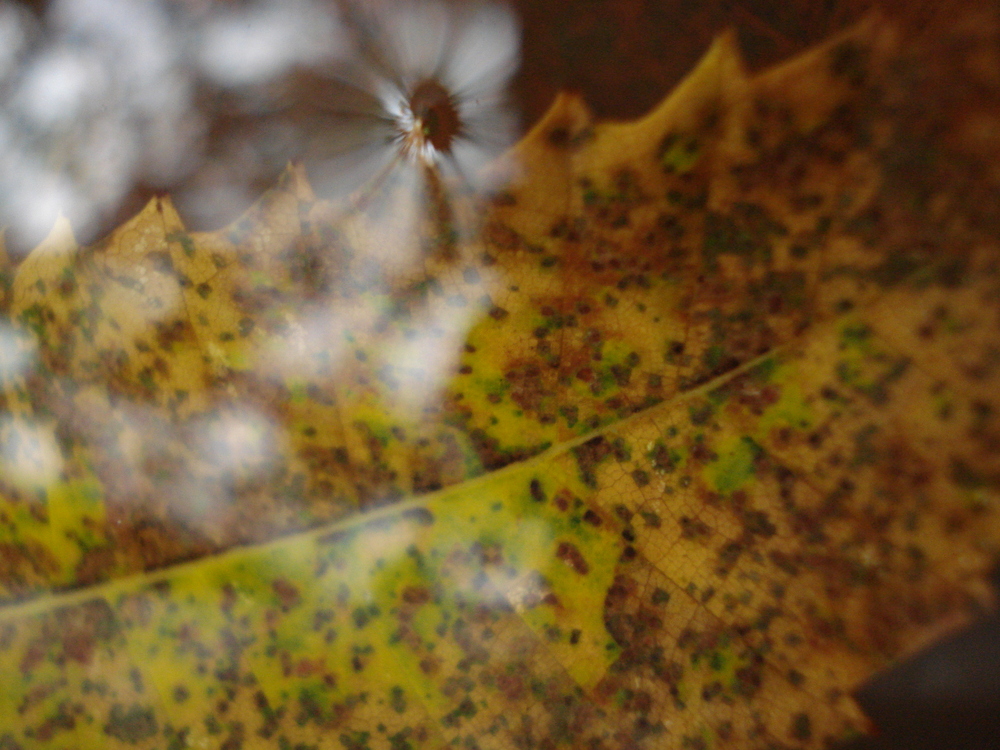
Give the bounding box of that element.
[511,0,886,122]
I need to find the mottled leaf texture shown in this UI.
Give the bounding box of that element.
[2,12,1000,750]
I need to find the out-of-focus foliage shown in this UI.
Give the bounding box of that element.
[1,9,1000,750]
[0,0,347,250]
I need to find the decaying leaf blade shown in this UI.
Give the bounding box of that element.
[2,10,1000,750]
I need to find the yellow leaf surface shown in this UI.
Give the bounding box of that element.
[2,13,1000,750]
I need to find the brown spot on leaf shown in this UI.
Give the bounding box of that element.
[556,541,589,575]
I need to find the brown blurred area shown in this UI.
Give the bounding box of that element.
[509,0,948,122]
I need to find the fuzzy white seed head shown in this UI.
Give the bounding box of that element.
[309,0,521,195]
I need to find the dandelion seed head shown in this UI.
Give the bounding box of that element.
[390,77,462,164]
[310,0,521,193]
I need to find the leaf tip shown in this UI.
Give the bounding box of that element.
[281,161,317,202]
[520,90,594,155]
[37,213,78,255]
